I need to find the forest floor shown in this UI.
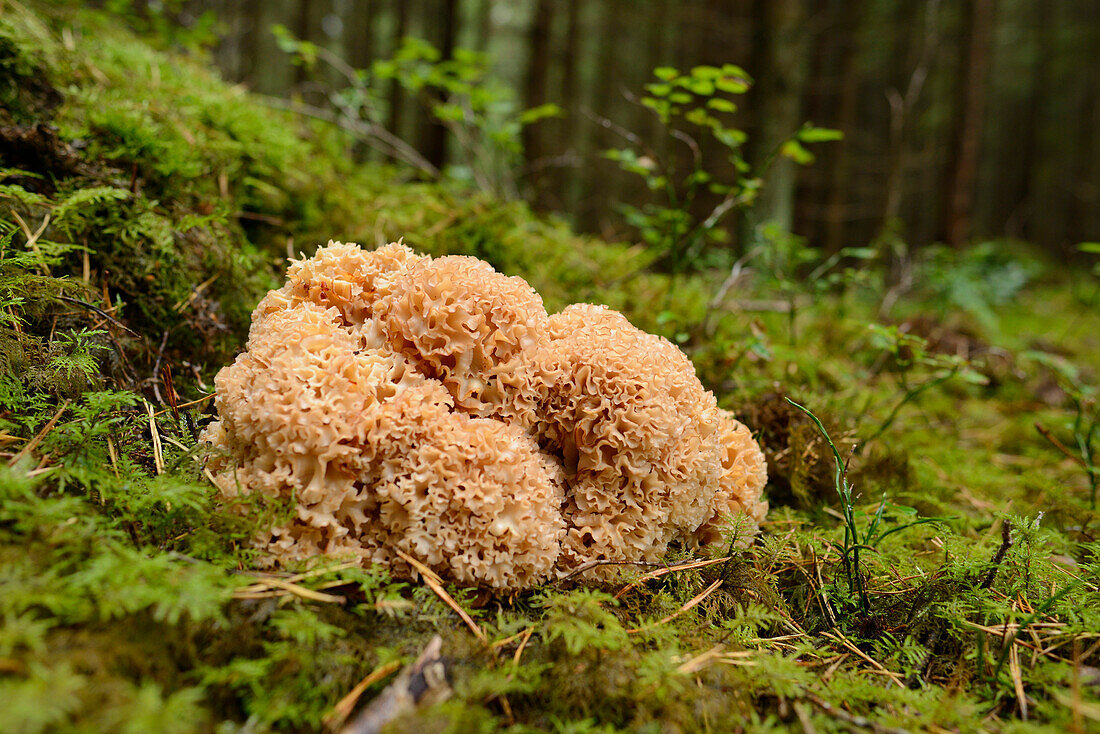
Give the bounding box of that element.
[2,3,1099,733]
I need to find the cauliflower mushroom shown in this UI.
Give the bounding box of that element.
[202,241,767,590]
[501,303,754,579]
[374,254,549,415]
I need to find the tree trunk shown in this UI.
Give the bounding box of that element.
[472,0,492,52]
[522,0,554,176]
[825,0,862,253]
[419,0,459,170]
[944,0,994,246]
[345,0,373,71]
[557,0,581,213]
[248,0,295,95]
[582,0,624,234]
[387,0,411,140]
[292,0,316,93]
[1073,3,1100,243]
[753,0,809,232]
[881,0,940,229]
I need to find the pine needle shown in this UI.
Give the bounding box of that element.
[8,401,68,467]
[627,578,723,635]
[233,576,345,603]
[614,556,731,600]
[394,549,487,644]
[145,400,164,475]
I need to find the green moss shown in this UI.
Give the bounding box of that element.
[1,1,1099,732]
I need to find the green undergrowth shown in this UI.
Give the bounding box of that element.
[2,1,1099,732]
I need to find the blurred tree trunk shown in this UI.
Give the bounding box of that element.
[211,0,244,81]
[292,0,318,92]
[1030,4,1066,247]
[753,0,809,231]
[345,0,373,70]
[992,0,1042,240]
[584,0,624,234]
[881,0,939,228]
[247,0,294,94]
[944,0,994,245]
[825,0,862,253]
[387,0,410,139]
[523,0,554,177]
[343,0,375,161]
[556,0,581,213]
[643,0,669,145]
[473,0,492,52]
[419,0,459,169]
[1073,3,1100,239]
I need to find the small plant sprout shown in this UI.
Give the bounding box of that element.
[1075,241,1100,306]
[863,324,987,450]
[785,397,869,614]
[603,65,839,273]
[785,397,942,618]
[1028,351,1099,509]
[751,224,876,344]
[272,29,560,198]
[46,329,108,386]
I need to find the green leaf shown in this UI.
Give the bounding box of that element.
[653,66,679,81]
[706,98,737,113]
[432,103,465,123]
[839,247,876,259]
[270,24,297,53]
[715,76,750,94]
[780,139,815,165]
[687,78,715,96]
[798,125,844,143]
[961,369,991,386]
[690,65,722,79]
[519,103,562,125]
[684,108,711,127]
[714,128,747,148]
[1078,242,1100,254]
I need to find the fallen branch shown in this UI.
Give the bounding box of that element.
[232,575,345,604]
[57,296,140,337]
[553,558,666,585]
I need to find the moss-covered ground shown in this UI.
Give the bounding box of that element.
[2,2,1098,732]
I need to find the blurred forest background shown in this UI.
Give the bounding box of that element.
[167,0,1098,256]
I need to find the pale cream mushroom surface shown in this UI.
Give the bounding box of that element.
[202,241,767,590]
